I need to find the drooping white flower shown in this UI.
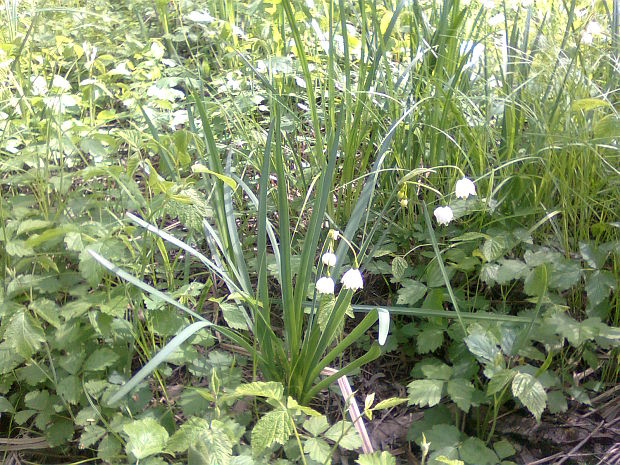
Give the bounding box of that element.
[330,230,340,241]
[51,75,71,92]
[186,10,214,23]
[400,198,408,208]
[488,13,504,27]
[341,268,363,291]
[31,76,47,96]
[170,110,189,130]
[581,31,593,45]
[586,21,602,36]
[455,177,477,199]
[316,276,335,295]
[321,252,337,267]
[434,206,454,226]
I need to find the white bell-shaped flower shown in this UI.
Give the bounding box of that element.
[341,268,364,291]
[434,206,454,226]
[321,252,337,267]
[455,177,477,199]
[316,276,335,295]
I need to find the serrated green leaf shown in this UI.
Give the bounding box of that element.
[435,457,464,465]
[0,396,14,413]
[391,256,408,282]
[6,240,35,257]
[464,329,500,364]
[372,397,408,411]
[546,390,568,414]
[447,379,474,413]
[303,416,329,436]
[123,418,169,459]
[417,325,445,354]
[524,265,548,297]
[511,372,547,421]
[487,369,516,396]
[186,420,233,465]
[47,418,75,447]
[57,375,82,404]
[98,434,122,462]
[407,379,444,407]
[493,439,516,459]
[64,231,84,252]
[235,382,284,400]
[325,421,362,450]
[4,310,45,358]
[397,279,427,305]
[355,451,396,465]
[304,437,331,464]
[459,437,498,465]
[251,408,292,456]
[219,301,250,330]
[79,424,107,449]
[495,259,528,284]
[481,236,507,262]
[84,348,119,371]
[585,270,615,308]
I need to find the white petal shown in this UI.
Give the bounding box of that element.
[341,268,364,291]
[455,177,477,199]
[316,276,335,294]
[377,309,390,346]
[433,206,454,226]
[321,253,337,267]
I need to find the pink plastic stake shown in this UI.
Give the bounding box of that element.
[321,367,374,454]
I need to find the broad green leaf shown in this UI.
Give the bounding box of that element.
[47,418,74,447]
[458,437,498,465]
[219,301,250,330]
[251,408,292,456]
[372,397,407,411]
[546,390,568,414]
[98,434,122,462]
[579,242,607,269]
[585,270,615,307]
[57,375,82,404]
[464,329,500,364]
[487,369,516,396]
[325,421,362,450]
[407,379,444,407]
[4,311,45,358]
[524,265,548,297]
[548,259,581,291]
[356,451,396,465]
[303,416,329,436]
[304,437,331,464]
[17,219,53,236]
[0,396,14,413]
[495,259,528,284]
[481,236,507,262]
[420,360,452,381]
[417,325,445,354]
[191,164,237,188]
[123,418,169,460]
[447,379,474,413]
[79,424,107,449]
[235,382,283,400]
[396,279,427,306]
[6,240,35,257]
[186,420,233,465]
[84,348,119,371]
[391,256,408,282]
[435,457,464,465]
[493,439,516,459]
[511,372,547,421]
[423,424,461,450]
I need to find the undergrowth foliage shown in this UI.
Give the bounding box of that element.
[0,0,618,464]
